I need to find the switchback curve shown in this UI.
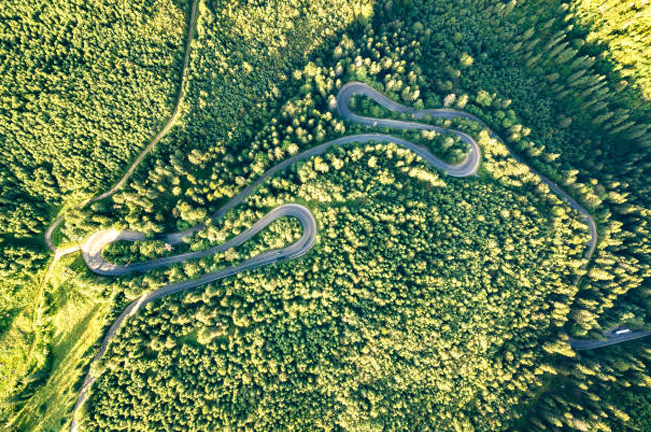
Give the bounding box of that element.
[337,83,632,351]
[64,81,622,430]
[338,82,597,272]
[69,204,315,432]
[66,85,486,430]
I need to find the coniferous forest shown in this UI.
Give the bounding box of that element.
[1,0,651,431]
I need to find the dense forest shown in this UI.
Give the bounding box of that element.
[0,0,189,409]
[1,0,651,430]
[83,139,587,431]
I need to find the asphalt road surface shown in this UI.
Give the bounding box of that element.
[66,82,488,430]
[69,204,315,432]
[570,328,651,351]
[60,81,640,430]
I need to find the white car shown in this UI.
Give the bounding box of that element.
[614,328,632,335]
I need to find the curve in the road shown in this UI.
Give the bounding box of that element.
[66,84,488,430]
[64,81,630,430]
[337,82,480,177]
[339,82,598,271]
[69,204,315,432]
[80,132,480,276]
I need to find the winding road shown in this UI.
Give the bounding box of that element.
[69,204,316,432]
[48,74,645,430]
[64,83,491,431]
[339,82,598,277]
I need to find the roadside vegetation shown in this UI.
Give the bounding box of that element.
[2,0,651,431]
[0,0,189,422]
[348,94,472,164]
[83,137,586,430]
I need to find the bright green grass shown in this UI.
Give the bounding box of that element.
[6,254,112,432]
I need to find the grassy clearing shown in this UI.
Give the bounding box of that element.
[5,254,113,432]
[0,269,48,418]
